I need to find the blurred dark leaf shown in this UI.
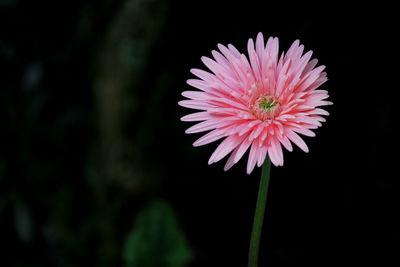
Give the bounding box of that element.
[14,202,33,244]
[123,200,192,267]
[22,62,43,91]
[0,0,18,7]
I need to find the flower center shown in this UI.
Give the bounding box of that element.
[258,97,277,111]
[251,95,281,120]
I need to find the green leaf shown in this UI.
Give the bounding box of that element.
[123,200,192,267]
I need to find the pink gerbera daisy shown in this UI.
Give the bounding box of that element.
[179,33,332,174]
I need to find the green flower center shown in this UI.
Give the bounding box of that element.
[251,95,281,121]
[258,97,277,111]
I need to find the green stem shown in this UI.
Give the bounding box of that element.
[248,157,271,267]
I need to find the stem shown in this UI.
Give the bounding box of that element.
[248,157,271,267]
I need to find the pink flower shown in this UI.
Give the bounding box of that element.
[179,33,332,174]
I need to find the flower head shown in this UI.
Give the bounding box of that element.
[179,33,332,174]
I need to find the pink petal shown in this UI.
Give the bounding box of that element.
[291,126,316,137]
[234,135,252,163]
[178,100,211,110]
[181,91,208,100]
[247,38,262,82]
[186,117,240,134]
[278,134,293,152]
[186,79,210,91]
[227,44,241,58]
[270,138,283,166]
[302,58,318,77]
[180,111,211,122]
[308,108,330,116]
[208,134,246,164]
[256,145,267,167]
[217,43,240,64]
[247,142,259,174]
[193,129,226,147]
[190,69,216,83]
[211,50,236,77]
[223,146,240,171]
[286,129,309,153]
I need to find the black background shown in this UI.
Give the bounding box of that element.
[0,0,398,266]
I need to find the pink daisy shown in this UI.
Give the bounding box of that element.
[179,33,332,174]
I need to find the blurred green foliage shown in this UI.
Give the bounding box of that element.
[0,0,191,266]
[123,200,192,267]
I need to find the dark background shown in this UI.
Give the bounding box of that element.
[0,0,398,266]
